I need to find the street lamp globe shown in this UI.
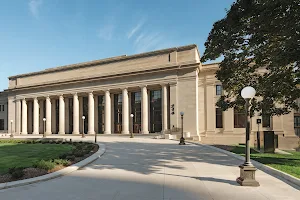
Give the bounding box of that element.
[241,86,256,99]
[180,111,184,116]
[130,114,134,118]
[43,118,46,122]
[82,116,85,120]
[10,120,13,123]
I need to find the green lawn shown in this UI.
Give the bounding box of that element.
[0,143,74,174]
[214,145,300,179]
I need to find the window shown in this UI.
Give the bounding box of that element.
[0,105,3,112]
[294,116,300,137]
[262,114,271,128]
[0,119,4,130]
[216,108,223,128]
[216,85,222,95]
[234,108,246,128]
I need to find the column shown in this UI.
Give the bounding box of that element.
[46,96,52,134]
[122,88,129,134]
[205,84,215,134]
[104,90,111,134]
[27,101,33,133]
[59,95,65,134]
[141,86,149,134]
[162,84,168,133]
[88,92,95,134]
[65,98,70,134]
[73,93,79,134]
[94,95,99,133]
[223,108,234,134]
[33,98,39,134]
[15,99,21,134]
[22,99,28,134]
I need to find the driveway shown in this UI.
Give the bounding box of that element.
[0,137,299,200]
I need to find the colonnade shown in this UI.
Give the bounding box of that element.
[15,85,169,135]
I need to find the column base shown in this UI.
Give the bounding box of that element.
[88,131,95,134]
[32,132,39,135]
[21,132,28,135]
[104,131,111,134]
[236,165,260,187]
[58,132,65,134]
[121,131,130,134]
[141,131,149,134]
[72,131,80,134]
[45,132,52,135]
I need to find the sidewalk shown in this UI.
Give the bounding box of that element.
[0,137,299,200]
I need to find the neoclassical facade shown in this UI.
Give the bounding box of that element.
[0,44,299,149]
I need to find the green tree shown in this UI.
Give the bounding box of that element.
[201,0,300,116]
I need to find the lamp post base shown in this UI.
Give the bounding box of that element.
[236,165,260,187]
[179,137,185,145]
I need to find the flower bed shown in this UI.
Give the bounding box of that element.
[0,140,98,183]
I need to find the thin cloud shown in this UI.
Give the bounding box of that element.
[127,19,145,39]
[97,24,115,40]
[29,0,42,18]
[134,32,164,53]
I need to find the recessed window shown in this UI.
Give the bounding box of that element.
[294,116,300,137]
[262,113,271,128]
[234,107,246,128]
[216,108,223,128]
[0,119,4,130]
[216,85,222,95]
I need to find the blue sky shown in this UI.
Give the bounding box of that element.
[0,0,235,91]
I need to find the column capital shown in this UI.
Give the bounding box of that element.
[88,91,94,95]
[160,83,168,87]
[139,85,148,89]
[169,82,177,87]
[46,96,51,100]
[59,95,64,100]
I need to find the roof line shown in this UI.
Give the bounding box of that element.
[9,44,197,79]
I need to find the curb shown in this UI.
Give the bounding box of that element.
[0,143,106,190]
[185,140,300,188]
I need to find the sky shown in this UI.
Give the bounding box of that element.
[0,0,235,91]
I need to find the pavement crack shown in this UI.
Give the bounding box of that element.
[112,190,120,200]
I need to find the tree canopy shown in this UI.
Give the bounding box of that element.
[201,0,300,116]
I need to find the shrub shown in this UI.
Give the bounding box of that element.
[66,155,76,161]
[73,150,85,157]
[34,160,56,171]
[53,159,71,166]
[58,153,69,159]
[8,167,24,179]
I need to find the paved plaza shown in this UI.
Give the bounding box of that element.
[0,137,299,200]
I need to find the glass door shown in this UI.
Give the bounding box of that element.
[114,94,122,133]
[150,90,162,133]
[131,92,141,133]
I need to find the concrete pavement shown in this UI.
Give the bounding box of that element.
[0,137,299,200]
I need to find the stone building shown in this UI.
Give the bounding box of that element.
[0,44,299,148]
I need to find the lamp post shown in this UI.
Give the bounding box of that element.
[179,111,185,145]
[82,116,85,138]
[130,114,134,138]
[43,118,46,138]
[236,86,260,186]
[10,120,14,138]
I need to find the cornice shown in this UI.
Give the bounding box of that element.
[9,44,197,80]
[8,61,199,92]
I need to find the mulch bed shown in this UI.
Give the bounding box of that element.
[0,143,99,184]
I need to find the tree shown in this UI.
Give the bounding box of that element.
[201,0,300,117]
